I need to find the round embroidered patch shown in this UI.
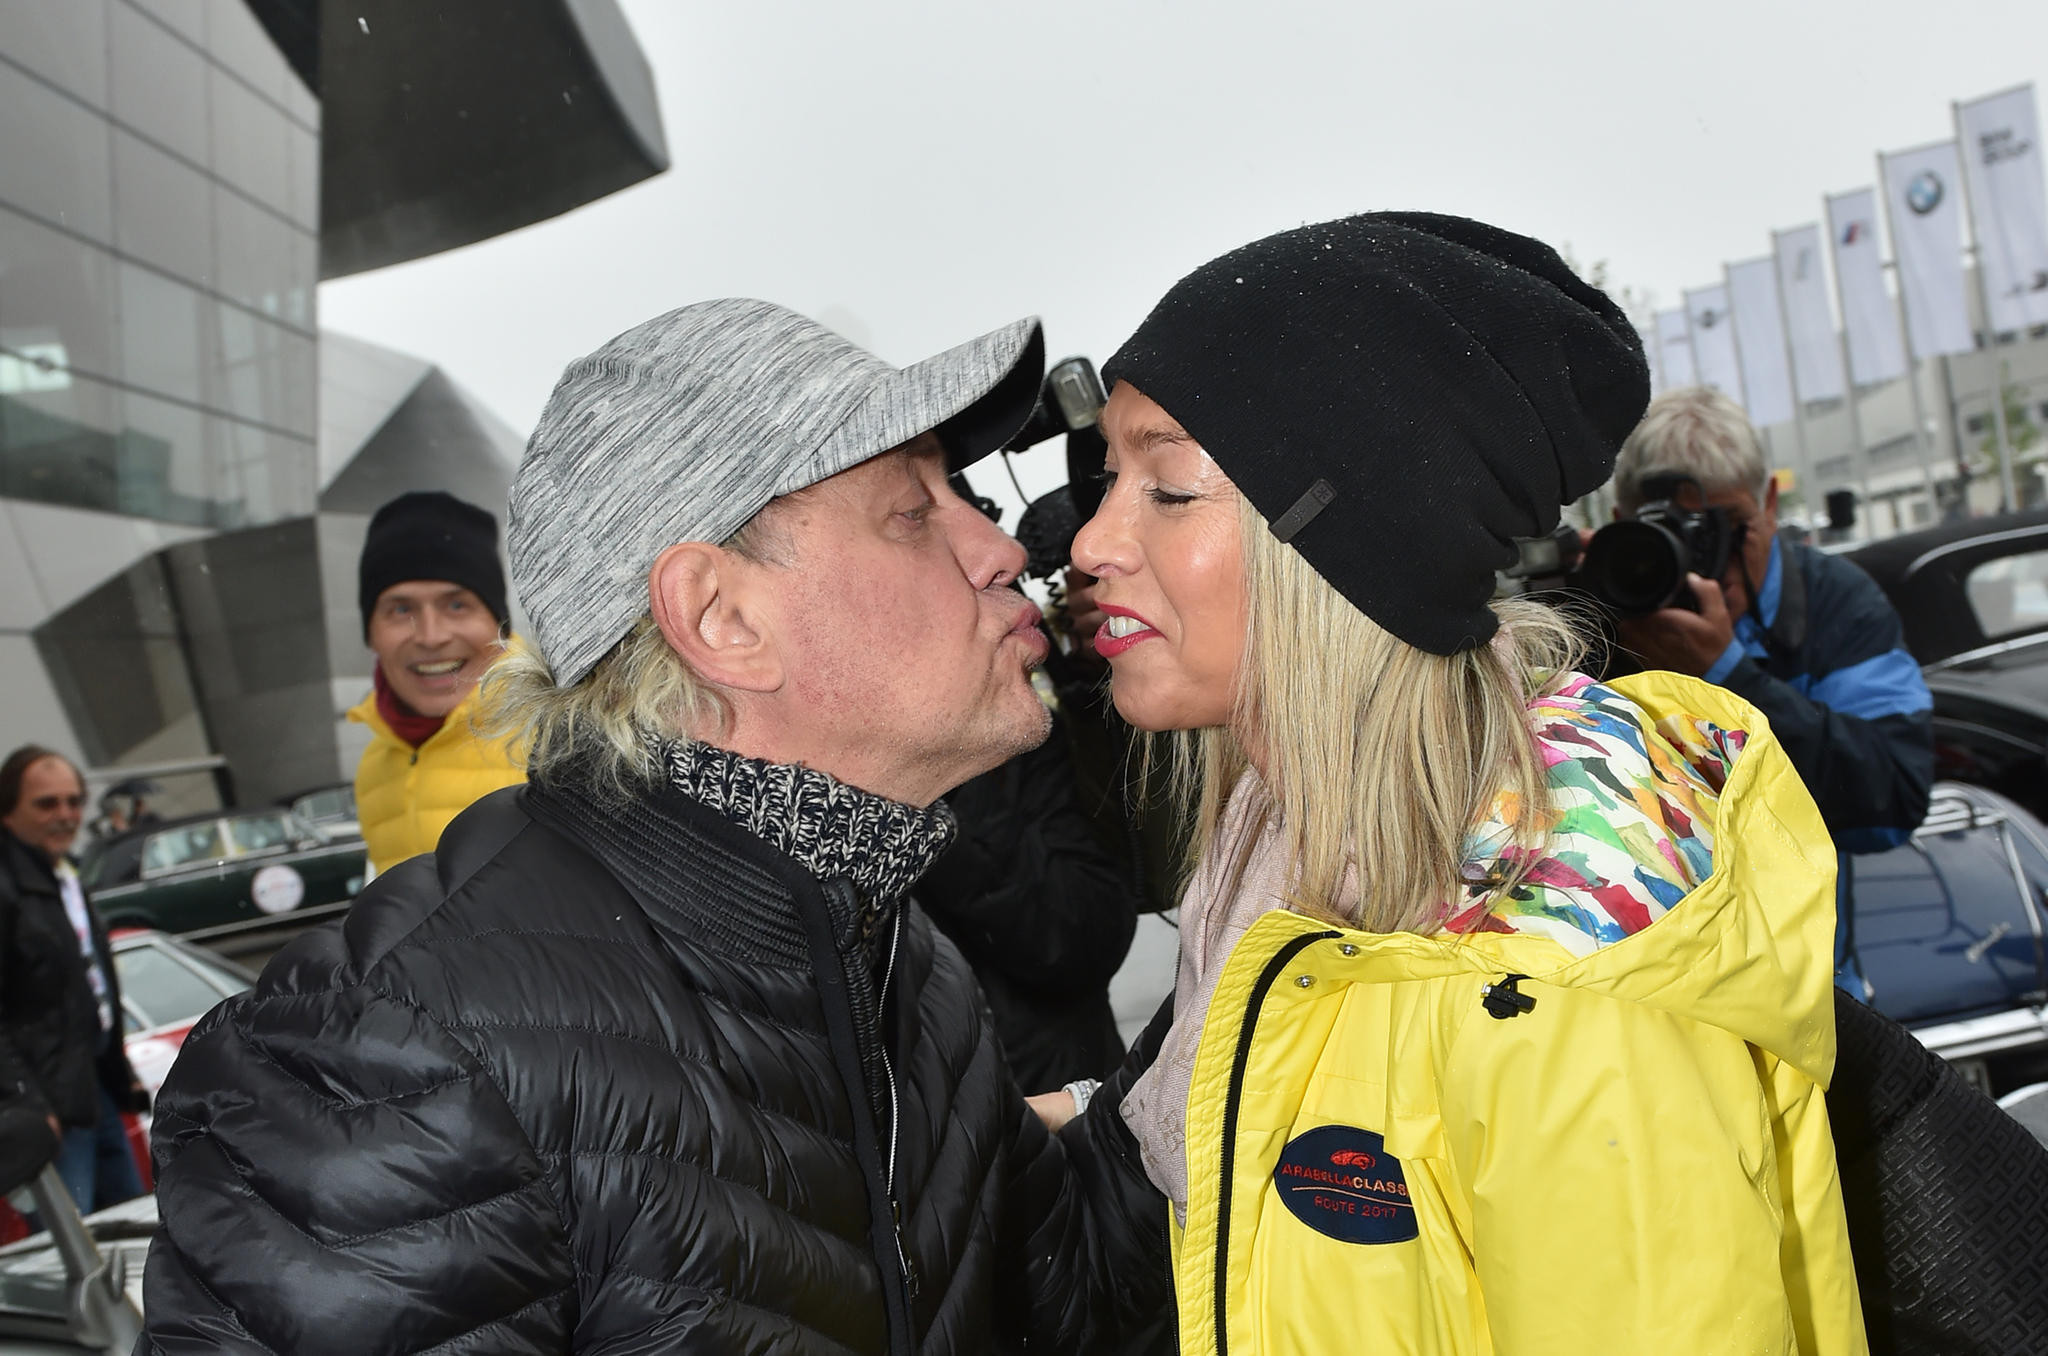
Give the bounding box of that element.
[1271,1125,1419,1245]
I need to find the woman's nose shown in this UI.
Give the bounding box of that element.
[1071,504,1130,579]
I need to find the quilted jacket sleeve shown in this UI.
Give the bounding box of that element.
[998,995,1175,1352]
[140,978,578,1355]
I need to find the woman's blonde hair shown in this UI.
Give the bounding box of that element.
[475,516,784,799]
[1154,494,1583,934]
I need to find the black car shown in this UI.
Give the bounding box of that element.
[1848,509,2048,822]
[77,807,366,939]
[1845,513,2048,1090]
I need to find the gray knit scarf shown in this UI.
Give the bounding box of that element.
[661,740,957,915]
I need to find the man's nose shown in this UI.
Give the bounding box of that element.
[960,508,1028,591]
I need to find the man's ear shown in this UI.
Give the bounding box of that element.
[648,543,782,694]
[1763,476,1781,520]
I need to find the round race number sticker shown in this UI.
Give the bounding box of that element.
[251,863,306,915]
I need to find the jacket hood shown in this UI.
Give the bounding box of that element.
[1307,671,1841,1086]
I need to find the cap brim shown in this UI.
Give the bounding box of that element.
[810,318,1044,480]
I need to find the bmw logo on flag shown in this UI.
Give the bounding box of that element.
[1907,171,1944,215]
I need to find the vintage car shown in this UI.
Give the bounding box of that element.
[1848,509,2048,822]
[278,784,362,845]
[1850,781,2048,1094]
[1843,513,2048,1093]
[77,807,366,938]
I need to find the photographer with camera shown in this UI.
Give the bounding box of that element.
[1600,387,1933,863]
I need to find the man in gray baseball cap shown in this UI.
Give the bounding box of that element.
[141,302,1170,1355]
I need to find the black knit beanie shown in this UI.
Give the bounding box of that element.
[358,491,508,637]
[1102,212,1649,655]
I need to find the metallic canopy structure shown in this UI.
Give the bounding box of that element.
[249,0,670,279]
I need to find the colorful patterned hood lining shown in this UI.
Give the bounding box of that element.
[1442,671,1748,957]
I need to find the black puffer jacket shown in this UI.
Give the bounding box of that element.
[921,719,1141,1091]
[0,830,136,1129]
[141,771,1169,1354]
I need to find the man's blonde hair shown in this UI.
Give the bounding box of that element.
[1153,495,1581,934]
[1613,386,1769,510]
[476,514,785,798]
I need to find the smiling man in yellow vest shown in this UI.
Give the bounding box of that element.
[348,491,525,873]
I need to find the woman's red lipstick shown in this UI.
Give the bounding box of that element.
[1093,604,1161,659]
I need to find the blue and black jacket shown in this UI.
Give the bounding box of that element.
[1704,537,1934,847]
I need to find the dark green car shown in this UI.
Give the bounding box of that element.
[80,808,368,938]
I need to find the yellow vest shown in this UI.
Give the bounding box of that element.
[1168,673,1867,1356]
[347,683,525,875]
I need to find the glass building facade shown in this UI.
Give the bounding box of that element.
[0,0,319,531]
[0,0,664,812]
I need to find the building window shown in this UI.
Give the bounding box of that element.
[1966,414,1989,435]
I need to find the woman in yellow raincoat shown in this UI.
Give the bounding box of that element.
[1066,213,1867,1354]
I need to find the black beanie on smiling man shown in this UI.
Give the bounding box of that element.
[357,490,510,638]
[1102,212,1651,656]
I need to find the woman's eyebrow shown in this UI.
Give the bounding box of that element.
[1124,422,1197,452]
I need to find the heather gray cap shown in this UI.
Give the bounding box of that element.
[510,299,1045,686]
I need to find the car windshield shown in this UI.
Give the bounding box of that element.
[142,822,226,875]
[114,940,249,1031]
[1965,550,2048,641]
[292,788,356,824]
[227,811,298,854]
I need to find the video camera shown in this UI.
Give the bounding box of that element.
[997,356,1108,582]
[1511,473,1742,617]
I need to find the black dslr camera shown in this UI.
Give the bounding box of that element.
[1513,474,1741,617]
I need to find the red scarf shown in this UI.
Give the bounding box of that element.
[374,665,448,748]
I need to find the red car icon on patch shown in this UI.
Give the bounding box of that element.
[1329,1149,1376,1169]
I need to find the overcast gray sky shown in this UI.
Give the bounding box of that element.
[320,0,2048,512]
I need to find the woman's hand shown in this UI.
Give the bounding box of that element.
[1026,1089,1079,1132]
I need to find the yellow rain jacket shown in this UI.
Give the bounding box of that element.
[348,683,525,874]
[1166,672,1866,1355]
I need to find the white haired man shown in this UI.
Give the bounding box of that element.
[139,303,1169,1354]
[1608,387,1934,982]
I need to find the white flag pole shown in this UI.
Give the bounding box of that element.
[1872,234,1939,518]
[1769,227,1822,523]
[1953,98,2020,510]
[1836,331,1876,535]
[1787,387,1817,526]
[1821,224,1877,533]
[1904,356,1938,515]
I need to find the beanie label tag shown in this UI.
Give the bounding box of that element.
[1270,479,1336,543]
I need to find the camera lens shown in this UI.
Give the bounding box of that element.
[1580,519,1687,616]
